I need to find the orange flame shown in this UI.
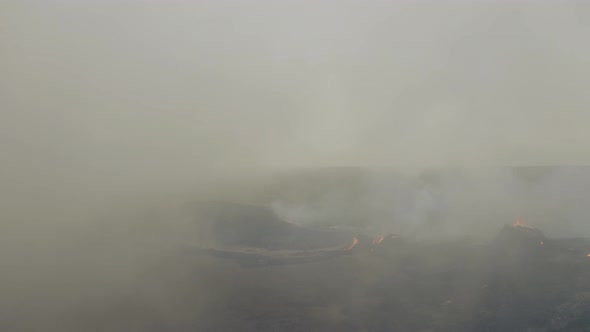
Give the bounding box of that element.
[345,237,359,250]
[372,235,385,245]
[512,217,533,229]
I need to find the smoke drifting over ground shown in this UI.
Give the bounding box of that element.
[2,0,590,330]
[268,167,590,238]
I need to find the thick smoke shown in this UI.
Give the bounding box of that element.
[2,0,590,330]
[270,167,590,239]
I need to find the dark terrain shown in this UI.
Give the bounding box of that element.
[5,169,590,331]
[166,203,590,332]
[61,201,590,332]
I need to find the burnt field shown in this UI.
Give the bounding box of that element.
[5,169,590,332]
[56,200,590,332]
[4,203,590,331]
[165,220,590,332]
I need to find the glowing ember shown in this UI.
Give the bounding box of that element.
[345,237,359,250]
[372,235,385,245]
[512,217,533,229]
[586,253,590,257]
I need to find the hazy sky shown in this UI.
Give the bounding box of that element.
[2,0,590,196]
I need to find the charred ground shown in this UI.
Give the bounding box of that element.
[6,169,590,332]
[168,209,590,331]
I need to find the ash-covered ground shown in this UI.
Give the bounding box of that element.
[4,168,590,332]
[167,204,590,332]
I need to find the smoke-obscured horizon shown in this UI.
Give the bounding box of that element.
[2,1,590,330]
